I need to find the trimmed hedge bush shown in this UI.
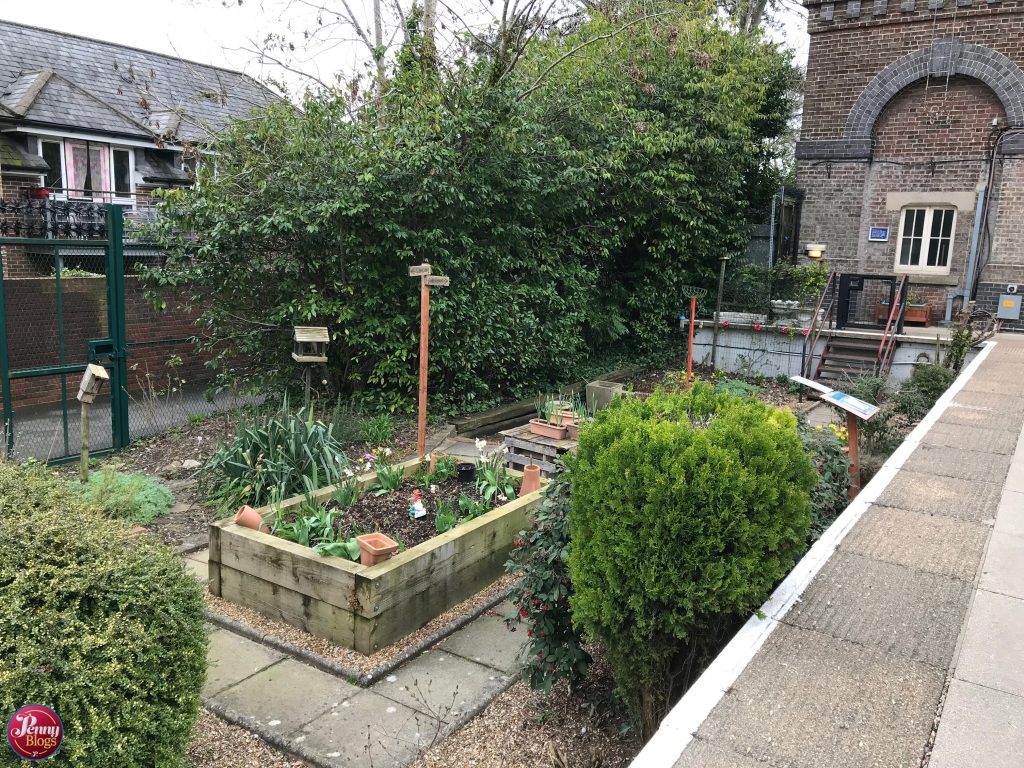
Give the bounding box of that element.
[0,463,207,767]
[567,384,815,738]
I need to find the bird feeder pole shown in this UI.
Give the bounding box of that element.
[410,262,449,459]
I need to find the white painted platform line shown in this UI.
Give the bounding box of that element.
[630,341,998,768]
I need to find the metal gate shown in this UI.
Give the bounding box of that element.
[836,273,906,332]
[0,202,129,462]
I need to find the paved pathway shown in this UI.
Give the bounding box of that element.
[654,334,1024,768]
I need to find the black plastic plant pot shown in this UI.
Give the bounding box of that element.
[456,462,476,482]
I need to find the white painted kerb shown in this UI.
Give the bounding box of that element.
[630,340,998,768]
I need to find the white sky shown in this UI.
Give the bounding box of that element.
[0,0,810,94]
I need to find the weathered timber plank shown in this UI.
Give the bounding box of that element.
[357,544,512,652]
[208,522,222,565]
[460,414,533,438]
[452,367,640,435]
[506,452,558,475]
[216,524,360,610]
[208,561,222,596]
[502,435,569,457]
[500,424,577,451]
[218,564,359,650]
[354,491,542,619]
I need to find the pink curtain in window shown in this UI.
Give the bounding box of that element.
[65,141,111,200]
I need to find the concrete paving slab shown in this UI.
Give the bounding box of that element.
[696,624,945,768]
[1006,467,1024,494]
[902,444,1012,485]
[994,490,1024,537]
[371,648,509,722]
[979,531,1024,600]
[673,737,773,768]
[929,679,1024,768]
[937,403,1022,432]
[187,547,210,564]
[840,505,988,581]
[185,557,209,583]
[875,470,1001,523]
[956,589,1024,697]
[438,611,526,674]
[950,390,1024,416]
[921,422,1020,455]
[785,552,972,667]
[204,629,285,696]
[213,658,360,734]
[292,690,440,768]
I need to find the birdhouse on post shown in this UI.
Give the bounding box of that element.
[292,327,329,364]
[77,363,109,404]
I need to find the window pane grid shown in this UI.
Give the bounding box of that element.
[897,207,955,274]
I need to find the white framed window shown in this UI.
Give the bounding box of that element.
[36,137,67,198]
[895,206,956,275]
[110,146,135,205]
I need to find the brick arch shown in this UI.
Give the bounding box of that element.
[845,40,1024,139]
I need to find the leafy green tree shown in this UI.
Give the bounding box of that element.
[150,5,797,412]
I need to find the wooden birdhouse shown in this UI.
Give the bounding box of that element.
[292,326,329,363]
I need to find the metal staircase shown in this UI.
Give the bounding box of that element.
[803,273,909,384]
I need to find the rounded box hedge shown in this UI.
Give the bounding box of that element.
[0,463,207,767]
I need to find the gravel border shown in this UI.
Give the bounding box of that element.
[205,580,518,687]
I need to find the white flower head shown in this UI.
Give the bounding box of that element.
[430,484,439,493]
[384,447,393,457]
[343,468,354,477]
[475,438,487,452]
[424,453,431,463]
[497,494,508,503]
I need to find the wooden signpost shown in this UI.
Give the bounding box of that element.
[410,262,449,458]
[790,375,880,498]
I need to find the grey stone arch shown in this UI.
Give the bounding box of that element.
[845,39,1024,141]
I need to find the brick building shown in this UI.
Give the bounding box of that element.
[796,0,1024,327]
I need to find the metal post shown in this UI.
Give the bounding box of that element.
[106,206,130,449]
[417,277,430,459]
[847,412,861,499]
[686,295,696,386]
[710,256,729,369]
[0,238,13,457]
[303,367,312,410]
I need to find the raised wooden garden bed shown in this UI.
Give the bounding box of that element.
[208,457,546,654]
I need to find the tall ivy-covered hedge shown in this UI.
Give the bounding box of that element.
[150,7,796,411]
[567,385,815,739]
[0,464,206,766]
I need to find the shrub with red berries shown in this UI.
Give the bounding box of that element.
[504,463,590,692]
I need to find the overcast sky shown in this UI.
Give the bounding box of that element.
[1,1,810,93]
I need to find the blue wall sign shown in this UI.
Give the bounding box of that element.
[868,227,890,242]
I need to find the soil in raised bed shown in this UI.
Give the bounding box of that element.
[277,474,516,552]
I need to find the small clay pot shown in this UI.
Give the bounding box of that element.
[456,462,476,482]
[519,464,542,497]
[356,532,399,567]
[234,504,270,533]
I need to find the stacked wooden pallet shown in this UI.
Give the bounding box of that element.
[499,423,577,477]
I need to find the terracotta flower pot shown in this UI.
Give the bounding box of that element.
[235,505,270,533]
[356,532,400,567]
[566,422,580,440]
[552,409,578,424]
[519,464,542,497]
[529,419,567,440]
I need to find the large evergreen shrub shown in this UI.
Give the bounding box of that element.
[567,385,815,739]
[0,464,207,767]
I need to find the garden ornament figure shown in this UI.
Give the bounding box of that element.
[409,489,427,519]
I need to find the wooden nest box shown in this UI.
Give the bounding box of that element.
[292,326,329,363]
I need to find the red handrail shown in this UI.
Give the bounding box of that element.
[876,276,908,375]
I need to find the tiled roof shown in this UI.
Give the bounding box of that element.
[0,19,279,143]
